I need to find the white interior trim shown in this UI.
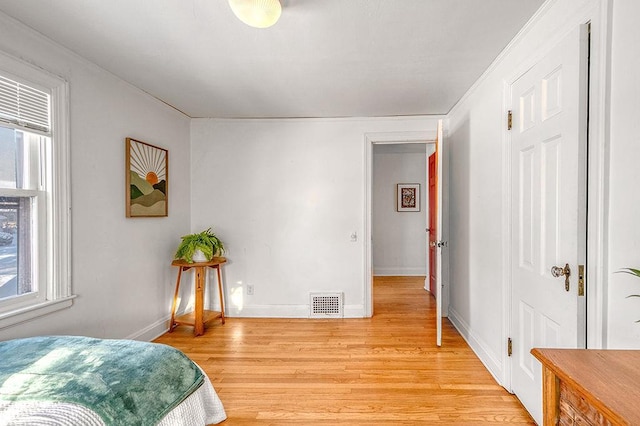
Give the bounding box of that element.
[501,79,513,390]
[585,0,612,349]
[448,306,503,384]
[364,130,437,317]
[50,77,72,300]
[0,50,75,326]
[0,296,76,330]
[224,304,365,319]
[373,267,426,276]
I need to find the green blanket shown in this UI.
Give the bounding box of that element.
[0,336,203,425]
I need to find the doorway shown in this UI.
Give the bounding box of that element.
[371,143,431,281]
[364,130,444,319]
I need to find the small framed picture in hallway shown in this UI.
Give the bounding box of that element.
[397,183,420,212]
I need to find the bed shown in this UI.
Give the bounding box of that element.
[0,336,226,425]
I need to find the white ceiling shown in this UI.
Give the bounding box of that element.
[0,0,544,119]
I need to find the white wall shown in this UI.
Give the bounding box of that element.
[446,0,620,385]
[0,13,191,341]
[606,0,640,348]
[372,145,429,276]
[191,117,439,318]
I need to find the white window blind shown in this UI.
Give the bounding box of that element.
[0,74,50,134]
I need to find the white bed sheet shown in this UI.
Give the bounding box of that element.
[0,366,226,426]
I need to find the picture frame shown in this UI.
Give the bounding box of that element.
[397,183,420,212]
[125,138,168,217]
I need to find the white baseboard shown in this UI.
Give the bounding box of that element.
[373,267,426,276]
[126,316,170,342]
[129,304,367,342]
[343,304,366,318]
[448,307,504,387]
[226,304,366,318]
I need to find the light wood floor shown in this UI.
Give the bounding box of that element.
[154,276,534,425]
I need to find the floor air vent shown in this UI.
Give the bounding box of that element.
[310,293,343,318]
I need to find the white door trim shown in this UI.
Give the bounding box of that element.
[501,0,611,391]
[584,0,611,350]
[363,131,437,317]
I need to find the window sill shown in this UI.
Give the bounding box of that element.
[0,295,77,330]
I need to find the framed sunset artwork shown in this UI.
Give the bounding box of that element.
[125,138,168,217]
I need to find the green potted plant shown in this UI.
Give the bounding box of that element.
[174,228,225,263]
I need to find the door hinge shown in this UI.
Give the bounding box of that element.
[508,337,513,357]
[578,264,585,296]
[507,110,513,130]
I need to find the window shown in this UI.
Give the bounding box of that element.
[0,51,73,328]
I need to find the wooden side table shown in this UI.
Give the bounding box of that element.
[169,257,227,336]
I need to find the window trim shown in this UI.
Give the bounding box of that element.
[0,51,73,329]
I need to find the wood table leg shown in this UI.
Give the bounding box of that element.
[194,266,205,336]
[169,267,183,332]
[542,365,560,426]
[216,265,225,324]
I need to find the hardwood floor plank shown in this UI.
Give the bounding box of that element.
[155,276,534,425]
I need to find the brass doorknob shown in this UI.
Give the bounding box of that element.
[551,263,571,291]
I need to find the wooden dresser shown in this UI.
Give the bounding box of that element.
[531,348,640,426]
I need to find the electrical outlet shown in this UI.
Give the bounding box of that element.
[246,284,254,295]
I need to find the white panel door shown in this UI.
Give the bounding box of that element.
[510,25,588,423]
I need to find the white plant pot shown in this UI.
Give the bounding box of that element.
[192,249,208,262]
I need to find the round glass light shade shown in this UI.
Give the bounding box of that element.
[228,0,282,29]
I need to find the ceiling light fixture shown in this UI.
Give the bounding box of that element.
[228,0,282,29]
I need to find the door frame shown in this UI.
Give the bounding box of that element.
[364,130,438,317]
[501,0,611,390]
